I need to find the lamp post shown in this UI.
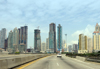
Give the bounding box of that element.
[65,34,67,52]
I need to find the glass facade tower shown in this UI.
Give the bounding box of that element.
[49,23,56,53]
[57,24,62,51]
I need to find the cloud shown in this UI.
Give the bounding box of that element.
[72,24,94,39]
[67,40,78,46]
[70,24,95,46]
[68,24,95,45]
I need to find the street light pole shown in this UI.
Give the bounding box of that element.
[65,34,67,52]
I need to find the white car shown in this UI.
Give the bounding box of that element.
[57,53,62,58]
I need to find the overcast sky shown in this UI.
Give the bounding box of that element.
[0,0,100,48]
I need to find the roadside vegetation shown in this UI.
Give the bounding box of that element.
[62,51,100,59]
[15,52,20,54]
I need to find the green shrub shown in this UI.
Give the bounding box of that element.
[15,52,20,54]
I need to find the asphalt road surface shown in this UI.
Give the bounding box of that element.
[21,55,100,69]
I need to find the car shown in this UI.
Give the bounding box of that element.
[57,53,62,58]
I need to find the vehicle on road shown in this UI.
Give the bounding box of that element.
[57,53,62,58]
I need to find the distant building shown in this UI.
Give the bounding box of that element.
[93,23,100,52]
[57,24,62,52]
[78,39,79,50]
[27,48,33,53]
[41,42,46,53]
[87,37,93,53]
[72,44,78,53]
[68,45,72,52]
[46,38,49,52]
[0,28,6,48]
[18,26,28,53]
[34,29,41,52]
[13,27,19,53]
[8,30,13,53]
[4,38,8,51]
[62,40,67,52]
[78,34,88,54]
[49,23,56,53]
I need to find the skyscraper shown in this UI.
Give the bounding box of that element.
[72,44,78,53]
[4,38,8,51]
[87,37,93,53]
[68,45,72,52]
[41,42,46,53]
[0,28,6,48]
[46,38,49,52]
[13,27,19,53]
[78,39,79,50]
[8,30,13,53]
[0,31,1,48]
[49,23,56,53]
[57,24,62,52]
[78,34,88,53]
[93,23,100,52]
[34,29,41,52]
[62,40,67,52]
[18,26,28,53]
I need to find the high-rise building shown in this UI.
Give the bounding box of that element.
[78,39,79,50]
[18,26,28,53]
[62,40,65,49]
[4,38,8,51]
[72,44,78,53]
[0,28,6,48]
[68,45,72,52]
[62,40,67,52]
[13,27,19,53]
[93,23,100,52]
[34,29,41,52]
[46,38,49,52]
[78,34,88,53]
[0,31,1,48]
[41,42,46,53]
[57,24,62,52]
[49,23,56,53]
[87,37,93,53]
[8,30,13,53]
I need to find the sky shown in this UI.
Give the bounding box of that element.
[0,0,100,48]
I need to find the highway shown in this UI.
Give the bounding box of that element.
[18,55,100,69]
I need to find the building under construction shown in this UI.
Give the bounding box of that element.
[34,29,41,52]
[18,26,28,53]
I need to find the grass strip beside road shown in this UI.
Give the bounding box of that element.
[17,56,50,69]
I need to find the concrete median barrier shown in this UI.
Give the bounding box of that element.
[20,56,27,64]
[0,59,7,69]
[76,56,87,61]
[6,58,16,68]
[15,57,22,66]
[24,56,30,62]
[36,55,43,59]
[0,54,51,69]
[28,56,36,61]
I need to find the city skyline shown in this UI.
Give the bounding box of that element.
[0,0,100,48]
[0,0,100,69]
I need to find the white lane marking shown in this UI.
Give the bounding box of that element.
[57,63,59,66]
